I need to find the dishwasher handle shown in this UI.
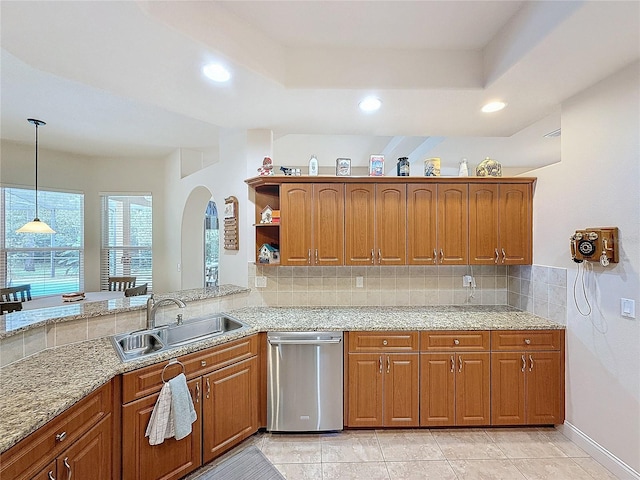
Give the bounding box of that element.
[268,337,342,345]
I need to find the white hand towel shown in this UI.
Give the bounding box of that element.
[145,382,175,445]
[168,373,197,440]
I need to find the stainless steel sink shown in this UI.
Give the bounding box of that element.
[111,313,248,361]
[163,316,244,347]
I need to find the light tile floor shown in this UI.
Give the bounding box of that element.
[188,427,620,480]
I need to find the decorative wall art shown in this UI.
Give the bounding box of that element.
[223,196,239,250]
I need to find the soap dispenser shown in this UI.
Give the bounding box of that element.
[309,155,319,176]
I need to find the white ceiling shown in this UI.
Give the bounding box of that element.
[1,1,638,170]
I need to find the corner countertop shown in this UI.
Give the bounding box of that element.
[0,305,563,453]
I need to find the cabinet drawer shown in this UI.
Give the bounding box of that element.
[491,330,563,351]
[0,381,113,480]
[122,334,259,403]
[348,331,419,352]
[421,331,490,351]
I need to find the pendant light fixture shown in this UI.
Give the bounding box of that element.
[16,118,56,234]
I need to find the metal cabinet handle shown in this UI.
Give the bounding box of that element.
[63,457,72,480]
[521,355,526,372]
[206,378,211,399]
[48,472,56,480]
[371,249,375,264]
[378,249,382,263]
[453,339,460,345]
[195,382,200,403]
[524,339,531,345]
[55,431,67,442]
[315,249,319,264]
[494,248,499,264]
[450,355,455,373]
[501,248,506,263]
[379,356,383,374]
[529,355,534,372]
[440,249,444,262]
[386,356,390,374]
[308,249,311,265]
[458,356,463,373]
[433,249,437,264]
[201,360,207,367]
[382,340,388,346]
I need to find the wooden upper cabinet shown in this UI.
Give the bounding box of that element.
[437,184,468,264]
[469,183,532,265]
[345,184,376,265]
[407,184,437,265]
[375,184,406,265]
[280,183,344,266]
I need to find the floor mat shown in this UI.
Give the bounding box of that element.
[191,446,285,480]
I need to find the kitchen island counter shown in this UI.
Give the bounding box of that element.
[0,305,563,453]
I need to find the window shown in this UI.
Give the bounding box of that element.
[101,194,152,291]
[204,200,219,287]
[1,187,84,297]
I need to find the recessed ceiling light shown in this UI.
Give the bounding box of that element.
[359,96,382,112]
[481,101,507,113]
[203,63,231,82]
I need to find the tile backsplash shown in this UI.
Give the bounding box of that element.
[248,264,508,307]
[507,265,567,325]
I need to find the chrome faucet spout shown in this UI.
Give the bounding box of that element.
[146,294,187,329]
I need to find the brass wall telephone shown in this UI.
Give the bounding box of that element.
[570,227,619,265]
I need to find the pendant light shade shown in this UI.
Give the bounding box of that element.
[17,118,55,234]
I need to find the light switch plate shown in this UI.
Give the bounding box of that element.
[621,298,636,319]
[255,276,267,288]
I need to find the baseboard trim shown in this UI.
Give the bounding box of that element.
[558,421,640,480]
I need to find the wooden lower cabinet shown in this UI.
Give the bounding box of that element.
[347,353,419,427]
[122,378,202,480]
[420,353,490,426]
[203,357,259,463]
[491,351,563,425]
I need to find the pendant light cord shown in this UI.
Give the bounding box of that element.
[27,118,46,220]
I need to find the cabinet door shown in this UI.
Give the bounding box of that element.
[31,462,56,480]
[526,351,563,425]
[57,415,112,480]
[202,357,258,463]
[345,185,375,265]
[491,352,526,425]
[313,184,345,265]
[469,184,499,264]
[455,353,491,426]
[499,184,532,264]
[384,354,419,426]
[375,184,406,265]
[280,184,313,266]
[347,353,383,427]
[122,378,202,480]
[407,184,437,265]
[437,184,468,264]
[420,353,455,426]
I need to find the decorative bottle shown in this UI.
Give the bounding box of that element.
[397,157,410,176]
[308,155,319,176]
[458,158,469,176]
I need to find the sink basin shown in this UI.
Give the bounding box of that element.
[113,332,165,360]
[163,315,245,347]
[111,314,248,361]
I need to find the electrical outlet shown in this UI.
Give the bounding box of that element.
[176,263,181,272]
[355,276,364,288]
[255,276,267,288]
[621,298,636,319]
[463,275,472,287]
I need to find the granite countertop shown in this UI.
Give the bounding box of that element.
[0,284,250,339]
[0,305,563,453]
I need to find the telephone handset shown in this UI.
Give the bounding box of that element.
[570,227,618,265]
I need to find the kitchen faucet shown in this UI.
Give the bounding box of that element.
[146,294,186,329]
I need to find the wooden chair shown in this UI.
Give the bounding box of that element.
[124,283,148,297]
[0,301,23,315]
[108,276,136,291]
[0,284,32,302]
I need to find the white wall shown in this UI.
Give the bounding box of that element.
[530,61,639,476]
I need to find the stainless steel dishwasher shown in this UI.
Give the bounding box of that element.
[267,331,343,432]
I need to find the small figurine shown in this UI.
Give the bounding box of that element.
[258,156,274,176]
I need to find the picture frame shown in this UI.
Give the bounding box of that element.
[336,158,351,176]
[369,154,384,176]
